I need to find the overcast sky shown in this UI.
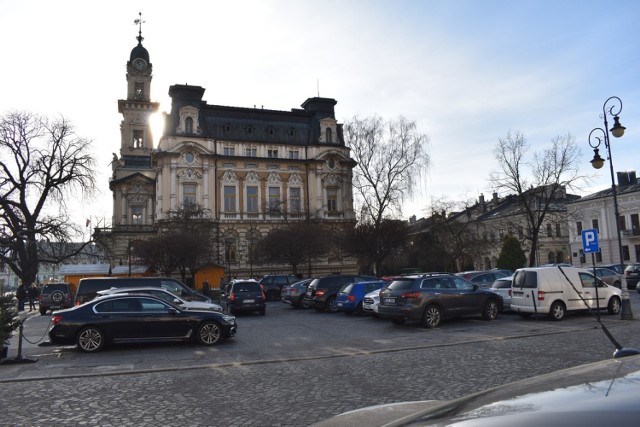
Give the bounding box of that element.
[2,0,639,228]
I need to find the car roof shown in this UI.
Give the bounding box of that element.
[97,287,176,294]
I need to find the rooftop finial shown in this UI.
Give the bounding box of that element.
[134,11,145,44]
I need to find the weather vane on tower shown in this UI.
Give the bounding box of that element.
[134,11,145,44]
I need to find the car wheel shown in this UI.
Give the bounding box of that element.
[422,305,442,328]
[548,301,566,321]
[355,302,364,315]
[76,326,105,353]
[196,321,222,345]
[482,299,499,320]
[325,296,338,313]
[259,307,266,316]
[302,299,313,309]
[608,296,621,315]
[39,307,47,316]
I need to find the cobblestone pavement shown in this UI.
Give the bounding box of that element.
[1,293,640,426]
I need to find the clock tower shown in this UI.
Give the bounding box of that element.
[110,12,159,231]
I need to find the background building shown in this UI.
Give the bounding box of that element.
[95,27,357,283]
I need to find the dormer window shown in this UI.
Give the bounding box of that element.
[325,128,333,143]
[185,117,194,134]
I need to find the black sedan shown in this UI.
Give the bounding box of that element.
[48,294,237,353]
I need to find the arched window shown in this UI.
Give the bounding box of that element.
[548,252,555,264]
[185,117,194,134]
[325,127,332,143]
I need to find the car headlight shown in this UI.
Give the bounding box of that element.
[220,314,235,322]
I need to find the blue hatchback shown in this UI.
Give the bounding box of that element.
[336,280,387,314]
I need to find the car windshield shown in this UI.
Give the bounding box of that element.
[234,283,260,292]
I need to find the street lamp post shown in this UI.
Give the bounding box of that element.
[588,96,632,320]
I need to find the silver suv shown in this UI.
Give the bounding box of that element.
[378,274,502,327]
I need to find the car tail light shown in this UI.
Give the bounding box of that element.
[51,315,63,325]
[315,289,326,297]
[537,290,545,301]
[262,292,266,300]
[291,288,298,294]
[229,293,236,302]
[347,295,356,302]
[402,291,420,299]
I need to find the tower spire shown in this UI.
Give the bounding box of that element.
[134,11,145,44]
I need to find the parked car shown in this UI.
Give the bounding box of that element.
[510,266,621,320]
[456,270,510,288]
[281,278,313,308]
[220,279,266,315]
[48,294,237,353]
[624,263,640,289]
[602,263,625,274]
[258,275,300,301]
[593,267,622,288]
[303,274,379,312]
[335,281,387,315]
[75,277,211,305]
[362,288,382,317]
[378,273,502,327]
[39,283,74,315]
[488,275,513,311]
[96,287,223,312]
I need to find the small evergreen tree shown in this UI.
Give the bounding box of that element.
[496,235,526,272]
[0,285,21,348]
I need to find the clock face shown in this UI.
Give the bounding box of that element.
[133,59,147,71]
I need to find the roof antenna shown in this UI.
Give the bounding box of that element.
[317,78,320,97]
[134,11,145,44]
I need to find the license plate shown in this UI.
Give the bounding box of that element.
[385,298,395,304]
[243,299,255,304]
[337,302,343,307]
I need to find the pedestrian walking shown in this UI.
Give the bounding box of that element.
[28,283,39,311]
[202,280,210,297]
[16,283,27,312]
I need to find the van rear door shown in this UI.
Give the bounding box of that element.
[511,270,539,309]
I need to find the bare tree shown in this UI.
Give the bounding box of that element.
[256,222,328,275]
[345,116,430,226]
[138,205,216,284]
[489,131,583,266]
[345,219,408,275]
[0,112,97,285]
[344,116,429,274]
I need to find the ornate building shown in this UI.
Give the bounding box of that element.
[96,24,357,279]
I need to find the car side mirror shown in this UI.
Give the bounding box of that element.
[168,308,178,315]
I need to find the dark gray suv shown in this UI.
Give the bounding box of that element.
[378,274,502,328]
[39,283,74,315]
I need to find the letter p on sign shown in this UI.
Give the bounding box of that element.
[581,229,600,253]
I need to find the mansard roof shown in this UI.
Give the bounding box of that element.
[165,84,342,146]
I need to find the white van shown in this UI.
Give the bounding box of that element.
[510,266,622,320]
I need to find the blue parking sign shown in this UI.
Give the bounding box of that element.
[581,229,600,253]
